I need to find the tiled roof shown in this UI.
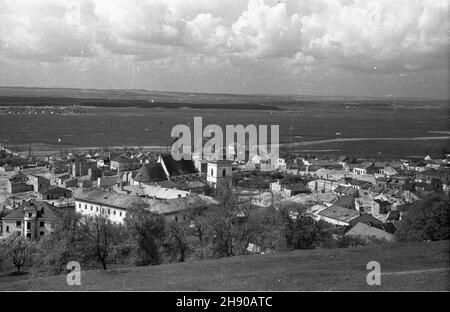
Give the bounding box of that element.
[124,185,189,200]
[334,194,355,207]
[98,176,122,188]
[40,186,72,196]
[134,163,168,183]
[318,205,359,223]
[346,222,394,241]
[2,201,56,220]
[160,154,197,176]
[146,194,207,215]
[74,189,148,210]
[75,189,206,215]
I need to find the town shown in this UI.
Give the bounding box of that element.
[0,140,448,278]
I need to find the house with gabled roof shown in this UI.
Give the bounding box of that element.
[157,154,198,181]
[345,222,394,242]
[133,163,168,185]
[352,161,375,175]
[74,189,207,225]
[317,204,360,226]
[0,200,56,240]
[6,172,33,194]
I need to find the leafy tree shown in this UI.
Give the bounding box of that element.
[193,189,270,258]
[32,208,91,276]
[124,206,166,266]
[7,235,34,274]
[396,194,450,242]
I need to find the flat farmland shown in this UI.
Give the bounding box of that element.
[0,94,448,158]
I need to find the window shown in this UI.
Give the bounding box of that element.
[40,221,45,227]
[26,233,31,239]
[6,226,9,233]
[78,203,81,209]
[84,204,87,210]
[96,207,99,212]
[210,169,213,176]
[90,205,93,210]
[28,213,32,218]
[40,231,45,237]
[223,169,226,177]
[16,221,21,227]
[113,210,116,215]
[119,212,122,217]
[27,222,31,230]
[108,209,111,215]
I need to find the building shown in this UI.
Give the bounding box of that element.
[371,199,392,216]
[0,200,56,240]
[307,179,339,193]
[271,180,309,198]
[333,185,358,196]
[317,205,360,226]
[333,194,356,210]
[352,162,375,175]
[133,163,168,185]
[38,186,72,201]
[119,184,190,200]
[206,160,232,189]
[71,161,97,177]
[27,175,50,192]
[88,167,103,180]
[345,222,394,242]
[6,172,33,194]
[386,176,410,190]
[74,189,207,224]
[157,154,198,181]
[110,156,141,173]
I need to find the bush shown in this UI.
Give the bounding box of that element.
[396,194,450,242]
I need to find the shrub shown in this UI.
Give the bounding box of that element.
[396,194,450,242]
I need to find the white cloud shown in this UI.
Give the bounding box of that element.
[0,0,447,72]
[0,0,448,98]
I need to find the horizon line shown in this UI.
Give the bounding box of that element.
[0,85,448,101]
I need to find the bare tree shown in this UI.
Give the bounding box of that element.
[0,239,8,270]
[83,214,120,270]
[7,235,34,274]
[166,220,190,262]
[193,188,269,258]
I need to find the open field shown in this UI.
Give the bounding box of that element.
[1,98,448,158]
[0,88,448,158]
[1,240,448,291]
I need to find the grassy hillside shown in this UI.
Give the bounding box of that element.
[1,241,448,291]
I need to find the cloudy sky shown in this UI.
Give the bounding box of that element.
[0,0,448,98]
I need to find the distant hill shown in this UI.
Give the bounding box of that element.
[1,240,448,291]
[0,86,446,106]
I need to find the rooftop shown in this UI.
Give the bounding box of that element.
[318,205,360,223]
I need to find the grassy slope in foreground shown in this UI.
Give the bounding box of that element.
[1,240,449,291]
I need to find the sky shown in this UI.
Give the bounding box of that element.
[0,0,448,99]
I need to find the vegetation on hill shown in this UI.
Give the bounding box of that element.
[1,240,448,291]
[396,194,450,242]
